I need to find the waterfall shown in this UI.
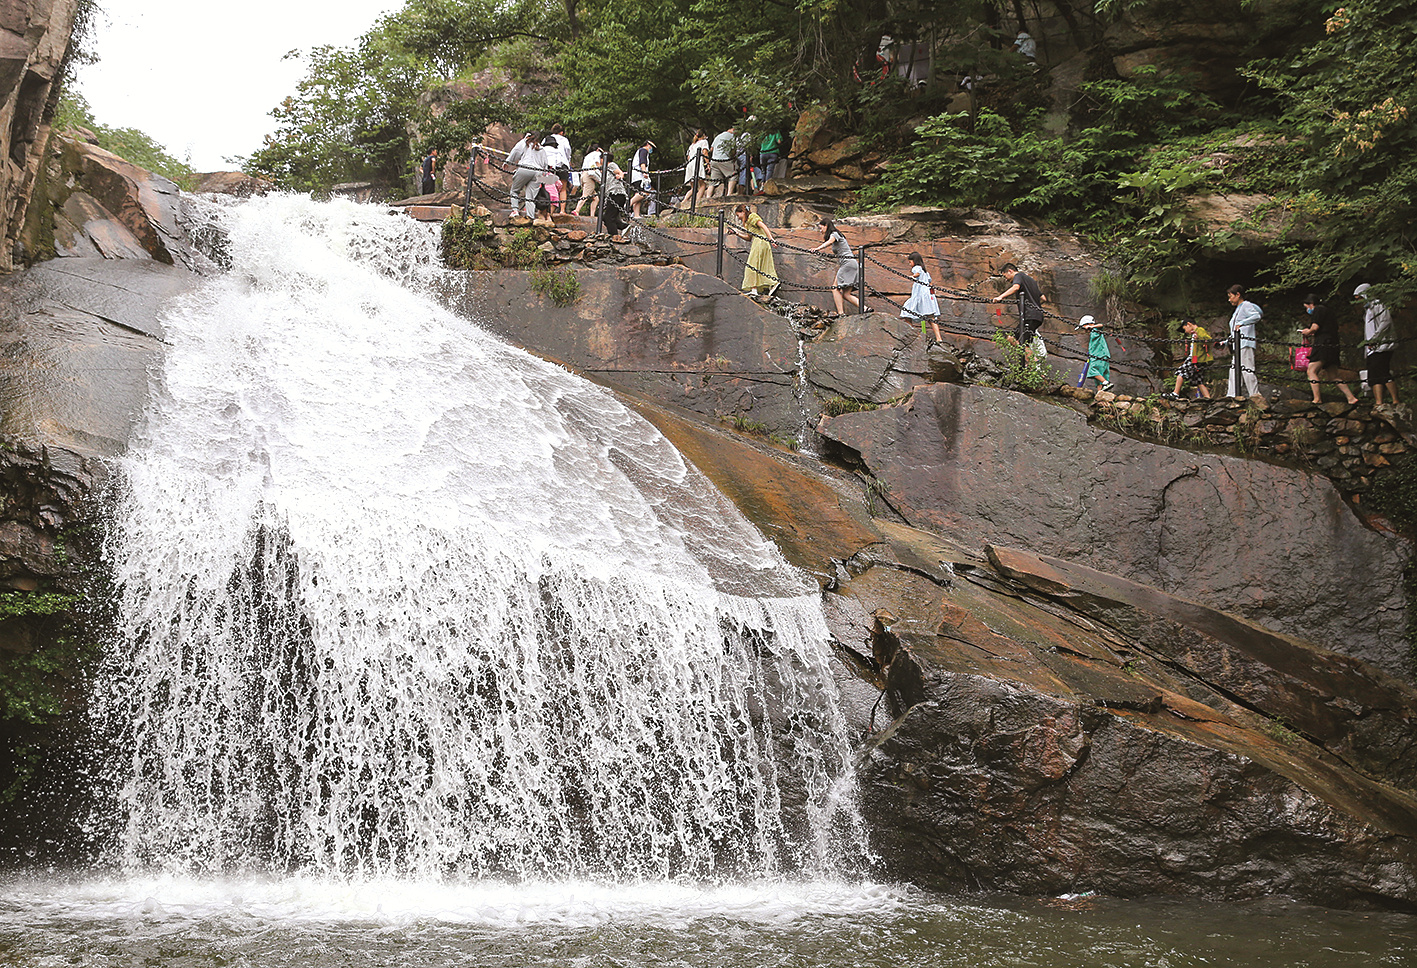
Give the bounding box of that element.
[94,195,865,882]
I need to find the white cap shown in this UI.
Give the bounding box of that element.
[1354,283,1371,297]
[1078,314,1095,328]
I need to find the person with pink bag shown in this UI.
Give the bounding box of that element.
[1300,293,1358,405]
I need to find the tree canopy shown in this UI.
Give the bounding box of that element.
[239,0,1417,312]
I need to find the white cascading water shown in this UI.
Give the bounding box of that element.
[94,194,865,882]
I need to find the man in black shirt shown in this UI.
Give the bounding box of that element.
[993,263,1048,363]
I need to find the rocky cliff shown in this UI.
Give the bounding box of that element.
[0,0,78,272]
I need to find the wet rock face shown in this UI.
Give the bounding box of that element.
[435,264,809,439]
[640,409,1417,908]
[819,382,1411,678]
[45,138,211,269]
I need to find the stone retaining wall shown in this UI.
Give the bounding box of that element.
[440,209,681,270]
[1059,385,1413,496]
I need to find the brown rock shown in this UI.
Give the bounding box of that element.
[192,171,272,197]
[818,382,1410,676]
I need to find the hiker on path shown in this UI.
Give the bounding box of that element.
[1165,318,1213,400]
[733,203,777,298]
[573,144,604,217]
[1301,293,1358,405]
[811,219,867,316]
[419,149,437,195]
[1225,284,1262,398]
[1357,283,1400,406]
[684,130,710,208]
[1077,315,1113,392]
[993,263,1047,364]
[630,140,656,217]
[710,124,738,198]
[901,252,941,341]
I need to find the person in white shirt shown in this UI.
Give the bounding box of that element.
[684,129,709,209]
[545,123,572,213]
[505,132,556,218]
[574,144,604,217]
[1357,283,1400,405]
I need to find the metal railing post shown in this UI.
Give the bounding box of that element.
[462,143,477,215]
[716,207,726,279]
[1231,328,1242,397]
[857,243,869,311]
[594,154,609,236]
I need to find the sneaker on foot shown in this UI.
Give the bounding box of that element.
[1099,381,1114,392]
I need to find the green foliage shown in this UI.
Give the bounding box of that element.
[244,28,430,194]
[0,593,89,727]
[504,227,544,268]
[855,67,1261,300]
[1247,0,1417,307]
[53,92,196,188]
[383,0,567,76]
[1365,455,1417,535]
[989,330,1050,391]
[822,397,879,416]
[440,211,495,268]
[422,90,524,161]
[530,265,581,304]
[650,211,716,229]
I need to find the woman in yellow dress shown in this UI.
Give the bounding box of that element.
[733,203,777,298]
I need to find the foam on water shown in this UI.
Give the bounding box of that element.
[92,194,865,882]
[0,875,912,930]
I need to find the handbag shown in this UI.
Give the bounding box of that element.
[1290,345,1311,370]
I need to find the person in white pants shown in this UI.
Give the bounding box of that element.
[1225,284,1262,398]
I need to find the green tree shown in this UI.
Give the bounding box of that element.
[244,25,431,193]
[52,92,195,186]
[1249,0,1417,305]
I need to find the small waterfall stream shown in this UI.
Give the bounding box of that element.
[94,195,865,880]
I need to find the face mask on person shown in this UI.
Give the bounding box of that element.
[1306,306,1314,314]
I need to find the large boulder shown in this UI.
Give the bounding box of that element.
[818,382,1411,677]
[56,139,186,265]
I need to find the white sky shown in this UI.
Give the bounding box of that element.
[74,1,397,171]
